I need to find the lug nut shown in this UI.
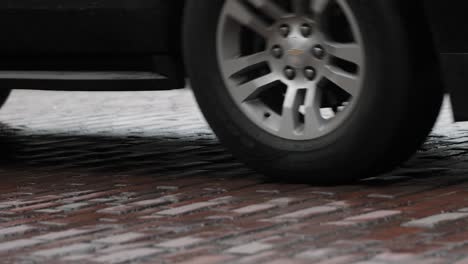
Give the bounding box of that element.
[271,45,283,58]
[312,45,326,59]
[279,24,290,37]
[300,24,312,37]
[304,67,317,81]
[284,67,296,80]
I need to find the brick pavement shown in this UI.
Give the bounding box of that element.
[0,90,466,263]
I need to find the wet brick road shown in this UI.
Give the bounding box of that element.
[0,89,467,263]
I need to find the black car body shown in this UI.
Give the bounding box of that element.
[0,1,185,90]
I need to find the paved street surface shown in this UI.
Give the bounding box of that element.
[0,89,467,264]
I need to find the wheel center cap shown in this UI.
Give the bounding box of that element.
[285,47,308,68]
[287,48,305,57]
[283,37,314,68]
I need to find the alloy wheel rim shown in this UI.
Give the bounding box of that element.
[217,0,365,140]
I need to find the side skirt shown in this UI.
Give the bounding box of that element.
[0,55,185,91]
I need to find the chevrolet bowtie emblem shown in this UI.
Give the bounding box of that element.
[287,49,305,56]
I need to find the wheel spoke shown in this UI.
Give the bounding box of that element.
[279,88,302,135]
[310,0,329,16]
[224,0,271,38]
[223,52,269,77]
[233,73,277,103]
[303,88,323,136]
[247,0,288,20]
[324,41,362,64]
[322,65,360,97]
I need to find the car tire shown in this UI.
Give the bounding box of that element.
[183,0,443,183]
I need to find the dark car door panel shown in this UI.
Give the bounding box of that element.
[0,0,182,54]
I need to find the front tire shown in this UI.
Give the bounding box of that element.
[184,0,443,183]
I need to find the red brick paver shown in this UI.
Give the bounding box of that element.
[0,90,466,263]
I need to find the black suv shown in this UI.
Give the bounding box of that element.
[0,0,465,182]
